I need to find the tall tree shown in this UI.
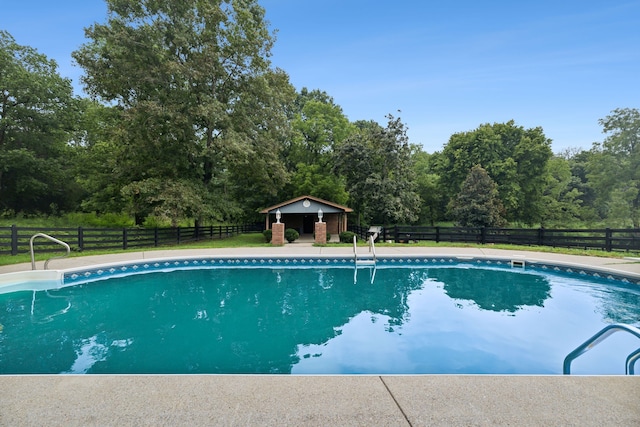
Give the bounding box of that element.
[539,156,583,227]
[73,0,293,224]
[449,165,506,227]
[435,120,552,225]
[587,108,640,227]
[0,31,82,215]
[412,149,445,225]
[333,114,421,225]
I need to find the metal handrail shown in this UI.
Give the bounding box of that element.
[563,323,640,375]
[30,233,70,270]
[368,235,377,262]
[353,235,357,263]
[353,235,376,265]
[626,347,640,375]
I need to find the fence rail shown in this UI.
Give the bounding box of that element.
[0,224,264,256]
[3,224,639,255]
[348,225,640,252]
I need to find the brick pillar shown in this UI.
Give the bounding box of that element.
[272,222,285,245]
[314,221,327,245]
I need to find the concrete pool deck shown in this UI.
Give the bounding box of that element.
[1,244,639,426]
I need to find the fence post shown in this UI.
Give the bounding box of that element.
[537,228,544,246]
[78,226,84,251]
[435,226,440,244]
[480,227,486,245]
[123,228,128,250]
[154,228,159,247]
[177,227,181,244]
[605,228,612,252]
[11,224,18,255]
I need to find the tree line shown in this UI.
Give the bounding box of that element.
[1,0,638,229]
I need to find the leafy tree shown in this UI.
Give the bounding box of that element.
[288,95,354,167]
[436,120,553,224]
[333,114,421,225]
[587,108,640,227]
[73,0,292,225]
[288,163,348,205]
[412,149,445,225]
[539,156,583,227]
[0,30,83,215]
[277,88,353,204]
[449,165,506,227]
[559,148,600,223]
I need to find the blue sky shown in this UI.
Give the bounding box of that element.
[2,1,639,153]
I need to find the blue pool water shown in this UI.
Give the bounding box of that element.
[0,257,639,375]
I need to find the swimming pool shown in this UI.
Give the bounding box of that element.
[1,256,639,375]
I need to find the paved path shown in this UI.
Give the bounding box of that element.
[1,244,639,426]
[3,244,640,277]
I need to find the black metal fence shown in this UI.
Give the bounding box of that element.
[0,224,264,256]
[348,225,640,252]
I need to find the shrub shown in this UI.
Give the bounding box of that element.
[326,233,331,242]
[285,228,299,243]
[339,231,356,243]
[262,229,272,243]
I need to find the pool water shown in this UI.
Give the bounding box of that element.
[1,265,639,374]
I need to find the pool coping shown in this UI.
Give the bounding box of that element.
[59,253,640,285]
[1,246,639,425]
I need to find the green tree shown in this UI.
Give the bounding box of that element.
[277,88,353,204]
[539,156,583,227]
[288,93,354,167]
[449,165,506,227]
[0,31,83,215]
[559,148,600,224]
[288,163,348,205]
[436,120,552,225]
[412,149,445,225]
[587,108,640,227]
[73,0,292,225]
[333,114,421,225]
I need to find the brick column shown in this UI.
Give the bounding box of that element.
[314,221,327,245]
[271,222,285,245]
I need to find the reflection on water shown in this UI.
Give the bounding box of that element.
[0,265,638,374]
[429,267,551,312]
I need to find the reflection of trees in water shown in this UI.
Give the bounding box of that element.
[0,267,428,374]
[428,267,551,313]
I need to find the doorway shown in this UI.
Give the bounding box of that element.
[302,215,315,234]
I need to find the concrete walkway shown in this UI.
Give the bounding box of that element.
[1,244,639,426]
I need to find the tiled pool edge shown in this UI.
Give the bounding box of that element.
[60,254,640,287]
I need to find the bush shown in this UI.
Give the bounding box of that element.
[285,228,299,243]
[262,229,272,243]
[339,231,357,243]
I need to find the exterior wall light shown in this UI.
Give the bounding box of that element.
[317,208,323,222]
[275,209,281,223]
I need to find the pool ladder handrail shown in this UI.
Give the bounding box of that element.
[563,323,640,375]
[353,235,376,266]
[30,233,71,270]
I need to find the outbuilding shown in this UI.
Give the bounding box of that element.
[260,195,353,239]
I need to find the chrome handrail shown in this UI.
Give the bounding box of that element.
[626,347,640,375]
[368,235,376,262]
[30,233,71,270]
[563,323,640,375]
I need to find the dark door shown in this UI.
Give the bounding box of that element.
[303,215,314,234]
